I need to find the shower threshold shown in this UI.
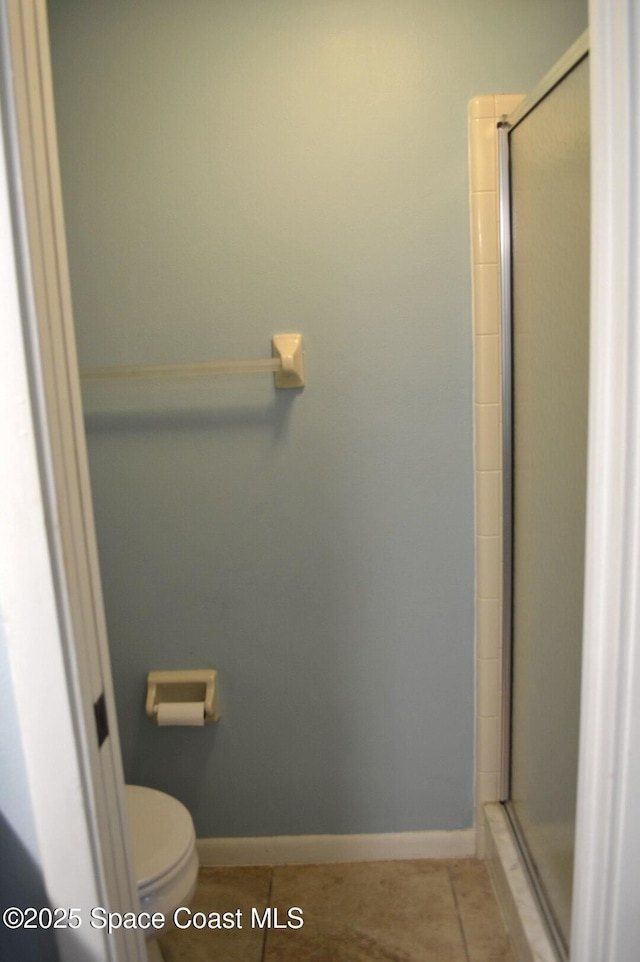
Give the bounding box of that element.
[484,803,561,962]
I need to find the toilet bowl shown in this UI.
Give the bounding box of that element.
[125,785,199,962]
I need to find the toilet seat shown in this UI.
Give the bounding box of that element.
[125,783,199,936]
[125,784,196,890]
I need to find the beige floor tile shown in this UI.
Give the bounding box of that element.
[158,865,272,962]
[263,860,468,962]
[448,859,515,962]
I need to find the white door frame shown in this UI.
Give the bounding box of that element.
[0,1,638,960]
[571,1,640,959]
[0,2,144,960]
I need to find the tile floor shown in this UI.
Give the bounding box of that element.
[158,858,514,962]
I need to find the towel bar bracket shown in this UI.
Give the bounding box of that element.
[272,334,305,389]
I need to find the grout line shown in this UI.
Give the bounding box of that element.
[260,867,275,961]
[446,863,472,962]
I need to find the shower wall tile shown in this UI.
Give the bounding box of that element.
[476,471,501,537]
[469,95,497,120]
[477,715,500,771]
[477,771,500,803]
[477,536,501,599]
[469,119,498,191]
[474,404,501,471]
[476,598,501,659]
[469,94,523,854]
[471,192,499,264]
[475,335,501,404]
[495,93,527,118]
[477,658,499,719]
[473,265,500,335]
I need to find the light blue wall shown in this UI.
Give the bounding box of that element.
[47,0,587,838]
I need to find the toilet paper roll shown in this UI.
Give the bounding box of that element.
[156,702,205,726]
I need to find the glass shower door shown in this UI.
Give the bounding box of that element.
[503,50,590,955]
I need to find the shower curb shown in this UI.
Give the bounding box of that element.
[484,803,559,962]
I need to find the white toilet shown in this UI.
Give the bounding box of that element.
[125,785,199,962]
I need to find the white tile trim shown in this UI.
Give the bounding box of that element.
[469,94,523,857]
[469,95,497,120]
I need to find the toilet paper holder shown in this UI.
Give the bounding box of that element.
[146,670,220,724]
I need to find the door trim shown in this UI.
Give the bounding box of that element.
[0,2,144,959]
[571,1,640,957]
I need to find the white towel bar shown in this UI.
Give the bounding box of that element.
[80,333,305,389]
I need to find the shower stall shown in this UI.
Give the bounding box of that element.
[497,35,590,960]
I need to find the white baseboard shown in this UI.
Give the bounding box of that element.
[196,827,475,867]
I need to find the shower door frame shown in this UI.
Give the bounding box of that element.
[497,31,590,960]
